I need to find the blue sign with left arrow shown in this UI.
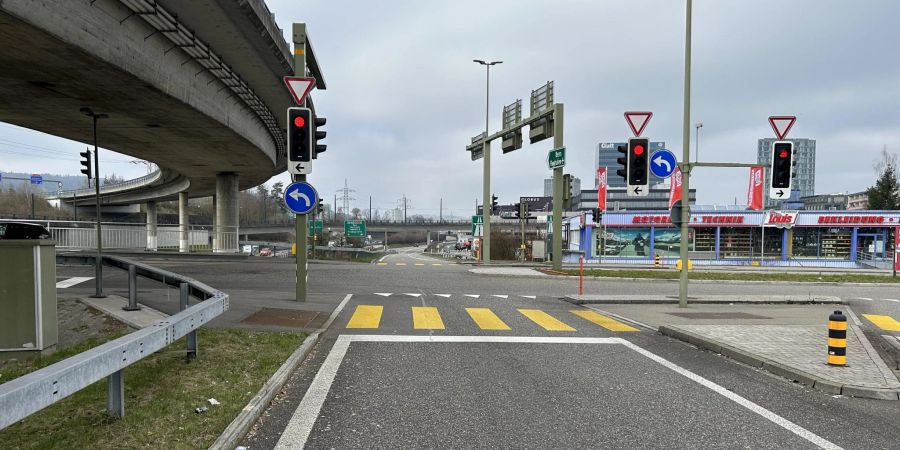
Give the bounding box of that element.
[650,149,677,178]
[283,181,318,215]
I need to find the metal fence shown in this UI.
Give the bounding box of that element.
[0,254,228,429]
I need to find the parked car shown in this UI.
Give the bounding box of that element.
[0,222,51,240]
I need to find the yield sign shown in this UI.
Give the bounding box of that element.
[283,76,316,105]
[768,116,796,140]
[624,111,653,137]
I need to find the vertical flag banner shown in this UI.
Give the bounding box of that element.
[597,167,608,212]
[668,167,682,209]
[748,166,764,210]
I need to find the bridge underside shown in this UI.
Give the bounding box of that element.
[0,2,278,202]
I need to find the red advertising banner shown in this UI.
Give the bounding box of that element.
[668,167,682,209]
[748,166,764,210]
[597,167,608,212]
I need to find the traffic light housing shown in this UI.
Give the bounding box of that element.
[523,202,531,220]
[491,194,499,214]
[79,150,92,179]
[592,208,602,224]
[287,107,312,174]
[616,144,628,183]
[769,141,794,199]
[313,115,327,159]
[627,137,649,195]
[317,198,324,215]
[562,173,573,209]
[514,202,521,219]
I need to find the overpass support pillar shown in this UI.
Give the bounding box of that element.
[215,173,239,253]
[179,192,189,253]
[146,201,158,251]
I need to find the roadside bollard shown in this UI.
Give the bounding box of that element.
[827,310,847,366]
[654,254,660,267]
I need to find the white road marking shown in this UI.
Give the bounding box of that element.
[882,298,900,303]
[855,297,873,301]
[435,294,452,298]
[55,277,94,289]
[404,293,422,298]
[492,295,509,299]
[279,335,842,450]
[464,294,480,298]
[520,295,537,299]
[374,293,392,297]
[377,255,387,263]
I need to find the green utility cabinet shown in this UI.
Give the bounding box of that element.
[0,240,57,357]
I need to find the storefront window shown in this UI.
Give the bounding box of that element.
[719,227,752,259]
[751,227,783,259]
[821,228,851,260]
[791,228,819,258]
[693,228,716,258]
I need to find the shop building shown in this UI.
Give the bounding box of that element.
[565,209,898,268]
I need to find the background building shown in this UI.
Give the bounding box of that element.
[800,193,848,210]
[847,192,869,210]
[757,138,816,207]
[597,141,666,188]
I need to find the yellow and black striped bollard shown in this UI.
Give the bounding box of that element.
[827,310,847,366]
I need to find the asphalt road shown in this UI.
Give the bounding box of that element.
[54,249,900,448]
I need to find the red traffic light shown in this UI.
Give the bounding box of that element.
[294,116,306,128]
[633,145,645,156]
[778,149,788,158]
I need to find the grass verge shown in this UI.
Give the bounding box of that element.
[552,268,900,284]
[1,328,305,449]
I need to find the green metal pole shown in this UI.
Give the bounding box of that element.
[482,65,492,264]
[678,0,693,308]
[294,23,308,302]
[552,104,564,270]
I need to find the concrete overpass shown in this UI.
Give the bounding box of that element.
[1,0,325,251]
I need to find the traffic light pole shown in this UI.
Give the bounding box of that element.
[91,117,104,298]
[551,104,564,270]
[294,23,308,302]
[481,65,492,264]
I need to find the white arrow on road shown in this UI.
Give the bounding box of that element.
[464,294,480,298]
[435,294,452,298]
[492,295,509,299]
[374,293,392,297]
[653,155,672,172]
[404,293,422,298]
[289,188,311,206]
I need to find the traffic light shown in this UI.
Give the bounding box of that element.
[616,144,628,183]
[769,141,794,199]
[317,198,324,215]
[287,107,312,174]
[514,202,521,219]
[523,202,531,220]
[491,194,499,213]
[313,115,327,159]
[627,137,650,196]
[79,149,92,179]
[562,173,573,209]
[592,208,602,224]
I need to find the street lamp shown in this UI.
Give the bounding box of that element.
[80,107,109,299]
[694,121,703,163]
[473,59,502,264]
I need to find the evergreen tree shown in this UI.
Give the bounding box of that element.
[867,148,900,210]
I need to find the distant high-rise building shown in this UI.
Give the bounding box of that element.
[597,141,666,188]
[757,138,815,207]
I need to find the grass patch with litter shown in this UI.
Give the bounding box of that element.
[552,268,900,284]
[1,328,305,449]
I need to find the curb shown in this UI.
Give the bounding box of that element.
[209,294,352,450]
[658,325,900,401]
[562,295,843,305]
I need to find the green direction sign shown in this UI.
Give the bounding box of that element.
[344,220,366,238]
[308,219,324,235]
[471,215,483,235]
[547,147,566,169]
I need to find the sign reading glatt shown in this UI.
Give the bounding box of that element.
[765,211,799,227]
[668,167,682,209]
[597,167,608,212]
[748,166,764,210]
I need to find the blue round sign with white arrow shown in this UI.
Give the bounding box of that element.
[283,181,318,215]
[650,149,677,178]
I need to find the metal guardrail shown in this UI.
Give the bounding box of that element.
[0,254,228,430]
[56,170,162,198]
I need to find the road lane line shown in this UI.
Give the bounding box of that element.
[432,263,443,266]
[863,314,900,331]
[55,277,93,289]
[414,263,425,266]
[404,293,422,298]
[435,294,452,298]
[571,310,639,332]
[466,308,511,330]
[376,262,387,266]
[518,309,576,331]
[412,306,445,329]
[346,305,383,329]
[395,263,407,266]
[492,295,509,299]
[374,293,392,297]
[520,295,537,299]
[464,294,480,298]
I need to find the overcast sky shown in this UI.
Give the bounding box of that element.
[3,0,900,217]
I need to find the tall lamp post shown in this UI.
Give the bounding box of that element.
[694,122,703,162]
[80,107,108,298]
[473,59,501,264]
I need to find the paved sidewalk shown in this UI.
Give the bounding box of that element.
[566,294,842,304]
[469,267,548,277]
[588,303,900,400]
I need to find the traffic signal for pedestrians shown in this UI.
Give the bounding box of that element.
[514,202,521,219]
[313,114,327,159]
[627,137,650,196]
[769,141,794,199]
[288,107,313,174]
[79,150,92,179]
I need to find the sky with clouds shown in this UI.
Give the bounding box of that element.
[3,0,899,217]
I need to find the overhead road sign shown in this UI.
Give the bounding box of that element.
[547,147,566,169]
[768,116,796,140]
[284,181,318,215]
[344,220,366,238]
[624,111,653,137]
[650,149,677,178]
[30,174,42,185]
[283,77,316,105]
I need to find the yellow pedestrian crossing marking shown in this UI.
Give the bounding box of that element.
[414,263,425,266]
[376,262,387,266]
[518,309,576,331]
[432,263,442,266]
[395,263,406,266]
[571,310,638,332]
[466,308,511,330]
[346,305,383,329]
[412,306,445,329]
[863,314,900,331]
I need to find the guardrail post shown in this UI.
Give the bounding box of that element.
[123,265,141,311]
[107,370,124,418]
[180,282,197,361]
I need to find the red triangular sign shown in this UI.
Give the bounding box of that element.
[283,77,316,105]
[624,111,653,137]
[768,116,796,140]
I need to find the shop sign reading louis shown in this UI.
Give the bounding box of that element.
[764,210,799,228]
